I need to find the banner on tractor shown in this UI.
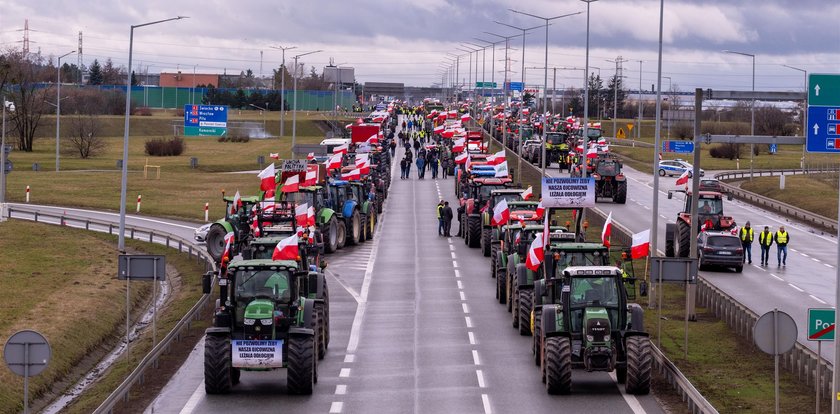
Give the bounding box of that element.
[541,177,596,208]
[232,340,283,368]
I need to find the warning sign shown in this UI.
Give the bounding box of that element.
[627,123,634,132]
[232,340,283,368]
[541,177,596,208]
[616,128,626,139]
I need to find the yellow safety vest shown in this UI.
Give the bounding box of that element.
[739,227,754,243]
[775,231,788,244]
[437,204,443,218]
[759,231,773,247]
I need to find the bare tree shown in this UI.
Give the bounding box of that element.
[755,105,796,136]
[67,114,104,158]
[3,49,49,152]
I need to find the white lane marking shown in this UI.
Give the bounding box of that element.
[449,244,455,251]
[460,291,467,301]
[660,214,667,219]
[791,248,799,252]
[801,253,810,258]
[339,368,351,378]
[447,237,453,243]
[812,258,821,263]
[325,270,362,304]
[752,265,766,272]
[455,269,461,278]
[329,402,343,413]
[472,350,481,365]
[335,385,347,395]
[347,303,367,353]
[476,370,486,388]
[344,354,355,363]
[465,316,473,327]
[451,252,457,259]
[468,331,476,345]
[789,283,804,292]
[811,295,827,304]
[825,263,834,268]
[482,394,492,414]
[771,274,784,281]
[643,205,650,210]
[462,303,470,314]
[457,280,464,290]
[609,371,649,414]
[178,382,204,414]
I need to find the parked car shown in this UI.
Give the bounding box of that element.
[659,159,705,177]
[697,231,743,272]
[194,223,212,243]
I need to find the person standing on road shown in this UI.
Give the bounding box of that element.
[436,200,445,236]
[442,201,454,237]
[759,225,773,266]
[774,226,789,267]
[739,221,754,264]
[400,157,408,179]
[413,139,421,157]
[441,157,450,179]
[389,140,397,158]
[416,156,426,179]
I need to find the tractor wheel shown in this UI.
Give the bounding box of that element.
[467,216,482,248]
[625,336,652,395]
[533,308,542,365]
[347,210,362,246]
[677,220,691,258]
[324,218,339,254]
[204,335,233,394]
[336,220,347,250]
[614,181,627,204]
[205,224,229,262]
[323,283,331,348]
[511,283,519,328]
[367,210,377,240]
[286,334,315,395]
[545,336,572,395]
[315,304,327,360]
[497,258,507,305]
[481,228,491,257]
[359,214,368,243]
[665,239,674,257]
[518,289,532,336]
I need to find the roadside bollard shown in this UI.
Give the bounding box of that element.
[137,194,142,213]
[204,202,209,222]
[25,185,30,203]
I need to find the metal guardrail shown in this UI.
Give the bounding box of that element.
[715,168,840,234]
[5,207,217,413]
[480,124,719,413]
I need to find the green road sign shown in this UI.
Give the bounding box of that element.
[475,82,498,88]
[184,126,227,136]
[807,308,835,341]
[809,74,840,106]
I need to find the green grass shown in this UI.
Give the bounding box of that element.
[741,173,839,219]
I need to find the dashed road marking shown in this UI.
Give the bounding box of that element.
[462,303,470,314]
[465,316,473,327]
[455,270,461,278]
[791,248,799,252]
[468,331,476,345]
[329,402,343,413]
[771,273,783,281]
[811,295,827,304]
[460,291,466,301]
[453,260,459,268]
[476,370,486,388]
[335,385,347,395]
[825,263,834,268]
[472,350,481,365]
[339,368,351,378]
[788,283,804,292]
[449,244,455,251]
[482,394,492,414]
[344,354,355,363]
[457,280,464,289]
[801,253,810,257]
[812,258,821,263]
[752,265,766,272]
[451,252,457,259]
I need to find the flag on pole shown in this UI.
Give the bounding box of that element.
[630,229,651,259]
[303,166,318,187]
[461,113,471,122]
[295,203,309,227]
[307,206,316,227]
[454,152,468,164]
[306,152,315,160]
[487,149,507,166]
[272,234,300,260]
[258,163,276,192]
[325,152,343,170]
[675,170,690,186]
[535,200,545,218]
[281,174,300,193]
[342,168,361,181]
[525,232,545,271]
[452,138,465,153]
[230,191,242,215]
[221,231,235,263]
[601,211,613,248]
[521,186,533,200]
[269,152,280,160]
[491,199,510,226]
[333,143,349,155]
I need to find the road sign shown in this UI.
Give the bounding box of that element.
[626,123,634,132]
[118,254,166,281]
[769,143,778,154]
[616,128,626,139]
[662,140,695,153]
[806,74,840,153]
[506,82,524,92]
[184,105,228,136]
[4,330,51,376]
[754,310,798,355]
[2,144,10,154]
[541,177,595,208]
[650,257,698,284]
[4,159,12,174]
[808,308,835,341]
[475,82,497,88]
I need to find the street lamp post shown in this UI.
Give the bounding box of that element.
[1,97,14,208]
[292,50,322,159]
[270,45,297,138]
[782,64,807,173]
[723,50,756,179]
[118,16,187,252]
[606,57,627,140]
[580,0,598,178]
[650,0,665,310]
[662,76,672,139]
[55,50,75,172]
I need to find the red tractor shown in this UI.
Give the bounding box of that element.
[459,177,513,248]
[665,190,736,257]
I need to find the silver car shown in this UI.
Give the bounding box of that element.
[194,223,212,243]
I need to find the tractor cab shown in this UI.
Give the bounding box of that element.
[204,195,261,263]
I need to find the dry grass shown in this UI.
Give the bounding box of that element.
[741,173,839,219]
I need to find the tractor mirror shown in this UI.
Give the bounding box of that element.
[667,192,673,200]
[202,272,213,295]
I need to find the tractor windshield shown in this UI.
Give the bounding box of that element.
[698,198,723,215]
[235,269,291,303]
[555,251,608,272]
[596,161,620,176]
[493,193,521,206]
[571,277,619,307]
[545,133,565,145]
[477,185,506,200]
[587,128,603,140]
[280,191,314,208]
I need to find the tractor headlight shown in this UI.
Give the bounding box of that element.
[604,334,610,342]
[244,318,256,325]
[260,318,273,325]
[586,335,594,342]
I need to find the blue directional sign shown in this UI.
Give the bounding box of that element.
[806,73,840,153]
[184,105,228,136]
[662,140,695,153]
[506,82,524,92]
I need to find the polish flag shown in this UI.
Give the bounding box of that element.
[342,168,361,181]
[461,113,471,122]
[493,160,509,178]
[521,186,533,200]
[358,159,371,175]
[452,138,466,153]
[307,206,316,227]
[454,152,468,164]
[586,146,599,159]
[333,143,349,155]
[525,232,545,271]
[675,170,690,186]
[261,191,276,213]
[325,152,343,170]
[601,211,613,248]
[465,152,472,172]
[441,130,455,139]
[230,191,242,215]
[281,174,300,193]
[514,230,522,245]
[535,200,545,218]
[630,229,651,259]
[355,153,369,167]
[257,163,276,192]
[221,231,235,263]
[367,134,379,145]
[487,150,507,166]
[491,199,510,226]
[303,166,318,187]
[272,234,300,261]
[295,203,309,227]
[434,125,445,133]
[251,214,261,237]
[438,114,447,122]
[269,152,280,160]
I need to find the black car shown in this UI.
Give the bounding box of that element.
[697,231,743,272]
[699,179,724,193]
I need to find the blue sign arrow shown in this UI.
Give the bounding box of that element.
[806,106,840,153]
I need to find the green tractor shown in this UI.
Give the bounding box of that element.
[544,131,569,167]
[479,188,526,257]
[279,187,343,253]
[205,195,262,263]
[537,266,651,395]
[348,181,378,242]
[202,258,322,395]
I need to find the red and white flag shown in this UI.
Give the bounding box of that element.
[487,150,507,166]
[452,138,465,153]
[535,200,545,218]
[630,229,651,259]
[281,174,300,193]
[303,166,318,187]
[269,152,280,160]
[454,152,468,164]
[307,206,316,227]
[434,124,445,133]
[491,199,510,226]
[261,190,276,213]
[675,170,690,186]
[221,231,235,263]
[461,113,471,122]
[325,152,343,170]
[601,211,613,248]
[358,159,371,175]
[306,152,315,160]
[333,143,349,155]
[272,233,299,261]
[258,163,276,192]
[355,153,369,167]
[230,191,242,215]
[367,134,379,145]
[525,232,545,271]
[342,168,361,181]
[521,186,533,200]
[586,145,599,159]
[295,203,309,227]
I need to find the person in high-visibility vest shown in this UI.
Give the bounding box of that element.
[739,221,754,264]
[758,225,774,266]
[774,226,790,267]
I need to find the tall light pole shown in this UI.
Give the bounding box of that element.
[456,46,476,103]
[1,98,14,208]
[55,50,75,172]
[723,50,756,179]
[464,42,488,111]
[606,57,628,140]
[580,0,598,178]
[270,45,297,137]
[650,0,665,310]
[118,16,187,252]
[782,64,807,173]
[474,38,504,103]
[637,60,643,141]
[459,45,481,113]
[292,50,322,159]
[662,76,672,139]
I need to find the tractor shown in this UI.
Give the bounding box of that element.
[458,177,513,249]
[279,185,343,254]
[538,266,651,395]
[665,190,735,258]
[202,256,324,395]
[326,179,366,246]
[205,195,261,263]
[591,155,627,204]
[348,180,378,242]
[544,131,569,168]
[479,188,528,256]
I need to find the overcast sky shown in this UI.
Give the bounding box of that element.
[1,0,838,93]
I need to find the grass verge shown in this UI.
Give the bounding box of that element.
[740,173,838,220]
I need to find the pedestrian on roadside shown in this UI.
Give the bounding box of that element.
[739,221,754,264]
[759,225,773,266]
[774,225,789,267]
[413,139,421,157]
[389,140,397,158]
[400,157,408,179]
[402,120,407,130]
[442,201,454,237]
[416,156,426,179]
[441,157,450,179]
[436,200,445,236]
[431,156,439,179]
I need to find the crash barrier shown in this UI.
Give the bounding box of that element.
[5,206,217,414]
[480,124,719,413]
[715,168,839,234]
